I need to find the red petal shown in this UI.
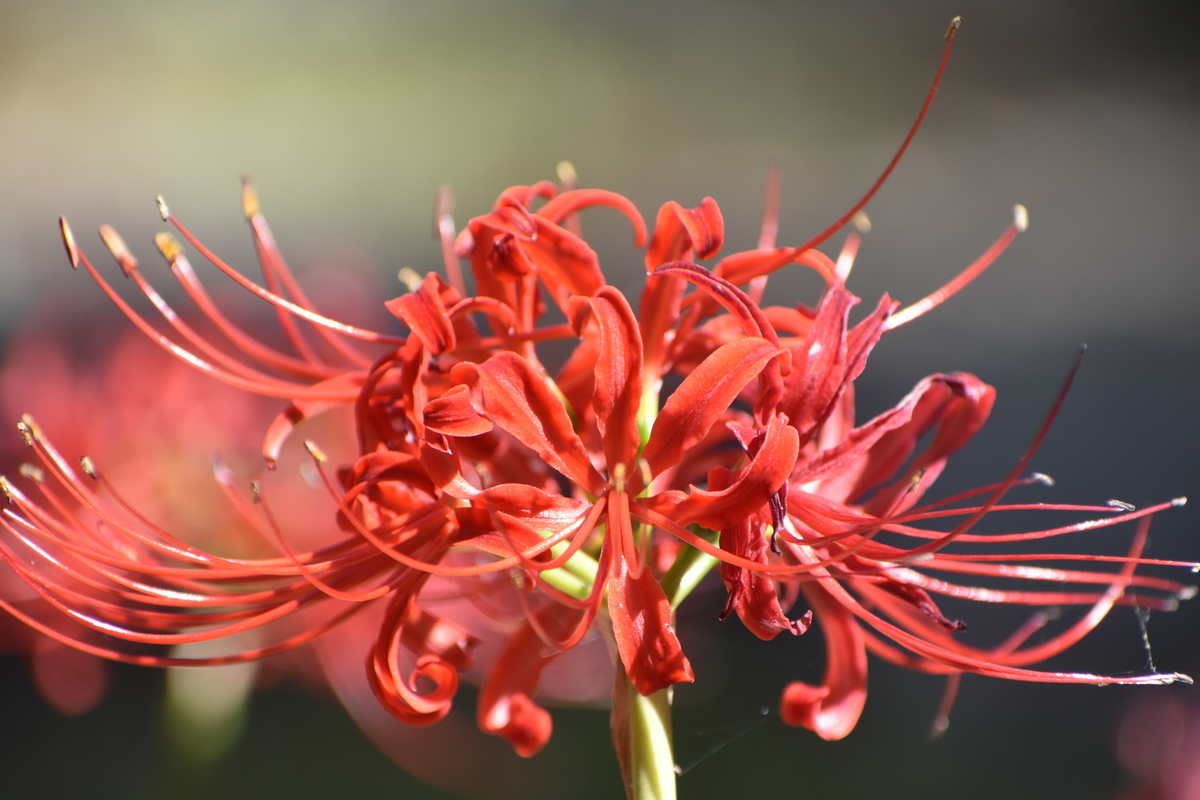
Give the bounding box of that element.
[710,466,810,640]
[775,286,855,436]
[522,218,605,306]
[647,414,798,532]
[451,353,605,495]
[781,581,867,740]
[537,188,648,247]
[422,385,493,437]
[607,494,695,696]
[367,594,460,726]
[385,272,457,355]
[478,619,562,757]
[401,604,481,671]
[261,372,364,467]
[578,287,643,471]
[645,197,724,270]
[642,336,781,478]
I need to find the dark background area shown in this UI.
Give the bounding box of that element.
[1,1,1198,797]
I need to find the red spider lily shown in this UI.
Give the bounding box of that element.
[2,19,1195,793]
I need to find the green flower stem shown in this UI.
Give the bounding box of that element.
[660,526,721,609]
[625,676,676,800]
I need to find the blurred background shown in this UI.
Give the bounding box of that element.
[0,0,1198,797]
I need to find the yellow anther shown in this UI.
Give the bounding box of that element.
[99,224,138,276]
[853,212,872,234]
[0,476,11,503]
[612,462,627,494]
[945,16,963,39]
[556,160,579,189]
[1013,204,1029,232]
[18,463,44,482]
[155,232,185,263]
[397,267,423,292]
[80,456,97,479]
[241,177,261,219]
[59,217,80,269]
[303,440,328,463]
[156,195,170,221]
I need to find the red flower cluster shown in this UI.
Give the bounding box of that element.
[1,23,1193,770]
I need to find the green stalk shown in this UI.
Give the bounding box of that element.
[623,674,676,800]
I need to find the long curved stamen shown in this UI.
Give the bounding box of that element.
[885,205,1027,330]
[153,232,344,380]
[252,484,397,603]
[164,209,406,345]
[790,16,964,255]
[61,225,361,400]
[435,185,467,296]
[243,180,374,367]
[900,346,1086,560]
[0,588,370,667]
[306,448,579,577]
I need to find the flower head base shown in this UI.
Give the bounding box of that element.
[3,21,1196,792]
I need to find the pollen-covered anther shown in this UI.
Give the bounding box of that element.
[154,232,185,264]
[1013,204,1029,232]
[0,476,11,503]
[98,224,138,276]
[556,160,579,189]
[303,439,328,463]
[1172,496,1188,507]
[852,212,872,234]
[1031,472,1055,486]
[59,217,80,269]
[1178,585,1199,601]
[612,462,627,494]
[250,481,261,504]
[1107,499,1136,511]
[397,267,423,292]
[18,463,45,483]
[637,458,652,491]
[79,456,97,479]
[241,177,261,219]
[155,194,170,221]
[16,415,41,446]
[945,15,963,39]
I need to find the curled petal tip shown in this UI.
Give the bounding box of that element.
[155,194,170,221]
[154,232,184,263]
[18,463,45,482]
[98,224,138,276]
[852,212,872,234]
[1031,472,1055,486]
[1013,204,1029,232]
[1173,496,1188,507]
[556,160,578,188]
[241,177,261,219]
[303,439,328,463]
[945,15,963,39]
[59,217,80,269]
